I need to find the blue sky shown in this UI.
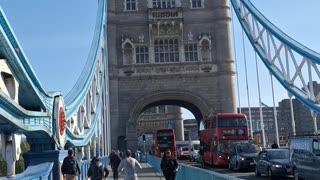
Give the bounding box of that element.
[0,0,319,119]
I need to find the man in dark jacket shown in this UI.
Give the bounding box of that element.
[61,148,80,180]
[271,141,279,149]
[87,156,109,180]
[109,150,121,180]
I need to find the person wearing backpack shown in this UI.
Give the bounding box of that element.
[87,156,109,180]
[161,149,178,180]
[61,148,81,180]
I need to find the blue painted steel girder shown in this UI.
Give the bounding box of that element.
[230,0,320,113]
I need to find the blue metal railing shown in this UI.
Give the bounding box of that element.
[146,155,241,180]
[0,162,54,180]
[0,156,109,180]
[145,154,162,174]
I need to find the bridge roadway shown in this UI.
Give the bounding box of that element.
[104,160,294,180]
[180,160,294,180]
[106,163,164,180]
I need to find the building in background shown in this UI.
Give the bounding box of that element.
[238,107,277,132]
[136,105,183,140]
[239,81,320,147]
[240,106,289,147]
[183,119,198,140]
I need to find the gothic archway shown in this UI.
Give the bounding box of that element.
[127,90,211,130]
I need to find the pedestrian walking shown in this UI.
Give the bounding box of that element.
[119,151,125,159]
[198,146,204,167]
[109,150,121,180]
[271,141,279,149]
[117,150,142,180]
[161,149,178,180]
[87,156,109,180]
[135,150,141,162]
[61,148,80,180]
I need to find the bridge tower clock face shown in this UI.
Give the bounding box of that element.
[54,96,66,148]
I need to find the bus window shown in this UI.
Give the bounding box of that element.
[199,121,205,130]
[193,144,200,151]
[207,120,212,129]
[216,118,247,128]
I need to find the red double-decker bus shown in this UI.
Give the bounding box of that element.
[199,113,249,166]
[154,128,176,158]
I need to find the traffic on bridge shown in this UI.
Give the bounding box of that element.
[0,0,320,179]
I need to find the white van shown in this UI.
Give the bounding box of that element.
[289,136,320,180]
[189,140,200,162]
[176,140,200,161]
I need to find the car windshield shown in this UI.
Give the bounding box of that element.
[193,144,200,150]
[237,144,258,154]
[268,150,289,159]
[182,147,189,151]
[217,140,231,154]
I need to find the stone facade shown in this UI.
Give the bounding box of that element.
[107,0,236,151]
[183,119,198,140]
[136,105,184,141]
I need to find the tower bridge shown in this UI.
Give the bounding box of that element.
[108,0,236,151]
[0,0,319,179]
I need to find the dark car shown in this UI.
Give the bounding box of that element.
[228,143,259,171]
[289,136,320,180]
[255,148,291,178]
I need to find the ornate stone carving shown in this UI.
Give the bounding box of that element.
[185,65,199,72]
[136,67,152,74]
[168,66,182,73]
[120,63,219,76]
[122,38,135,65]
[200,64,212,72]
[188,32,194,41]
[139,35,144,43]
[155,67,168,73]
[151,22,180,36]
[127,121,136,133]
[123,67,135,76]
[198,34,213,61]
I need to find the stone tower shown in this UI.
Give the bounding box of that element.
[107,0,236,151]
[137,105,184,141]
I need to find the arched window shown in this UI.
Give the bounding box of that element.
[199,36,211,61]
[123,43,134,64]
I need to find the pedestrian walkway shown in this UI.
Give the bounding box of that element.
[107,163,164,180]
